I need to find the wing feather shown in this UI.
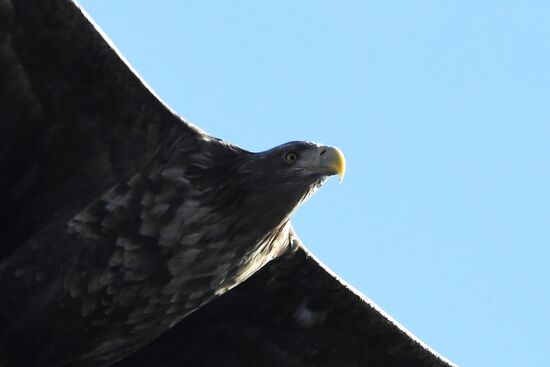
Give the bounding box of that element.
[0,0,201,260]
[114,230,455,367]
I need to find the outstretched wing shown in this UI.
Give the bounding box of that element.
[0,0,201,260]
[114,231,454,367]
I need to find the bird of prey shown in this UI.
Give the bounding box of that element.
[0,0,455,366]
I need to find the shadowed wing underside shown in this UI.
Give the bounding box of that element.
[115,235,454,367]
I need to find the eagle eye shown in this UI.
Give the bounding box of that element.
[284,152,298,163]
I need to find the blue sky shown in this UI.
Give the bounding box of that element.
[79,1,550,366]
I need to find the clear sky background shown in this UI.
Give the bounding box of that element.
[79,1,549,366]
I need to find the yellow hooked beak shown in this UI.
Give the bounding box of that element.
[319,146,346,182]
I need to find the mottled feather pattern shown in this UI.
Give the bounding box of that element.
[114,243,453,367]
[0,135,301,365]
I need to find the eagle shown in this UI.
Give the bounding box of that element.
[0,0,455,366]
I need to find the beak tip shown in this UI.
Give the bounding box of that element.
[335,147,346,182]
[324,146,345,182]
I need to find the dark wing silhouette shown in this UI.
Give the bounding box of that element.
[0,2,205,363]
[0,0,201,262]
[114,232,454,367]
[0,0,455,366]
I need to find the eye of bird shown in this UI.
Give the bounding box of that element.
[284,152,298,163]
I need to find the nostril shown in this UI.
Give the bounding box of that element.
[320,149,327,156]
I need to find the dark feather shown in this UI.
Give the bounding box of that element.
[115,238,453,367]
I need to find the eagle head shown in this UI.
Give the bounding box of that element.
[230,141,346,225]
